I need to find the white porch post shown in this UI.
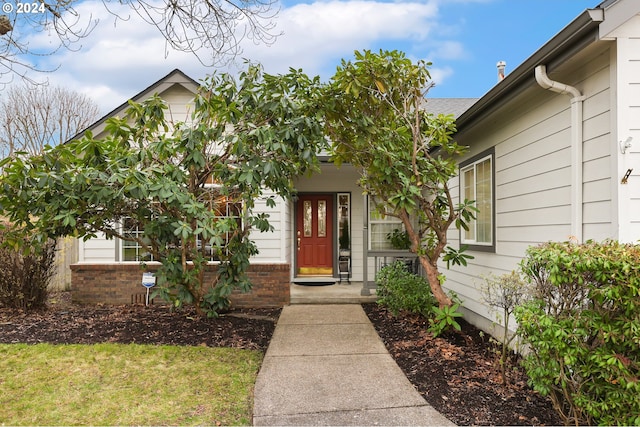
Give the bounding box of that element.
[361,194,373,296]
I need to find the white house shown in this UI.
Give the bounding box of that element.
[442,0,640,332]
[69,66,475,306]
[71,0,639,333]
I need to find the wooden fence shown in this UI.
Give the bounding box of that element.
[49,237,77,291]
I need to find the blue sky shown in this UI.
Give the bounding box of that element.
[5,0,598,112]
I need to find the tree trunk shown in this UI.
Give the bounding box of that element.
[418,256,453,309]
[399,210,453,309]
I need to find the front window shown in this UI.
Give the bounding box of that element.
[121,197,242,262]
[460,151,493,247]
[122,217,153,261]
[368,198,405,251]
[198,199,242,261]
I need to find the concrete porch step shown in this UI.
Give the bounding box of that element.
[290,282,377,304]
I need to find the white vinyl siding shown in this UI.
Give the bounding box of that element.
[78,233,117,263]
[250,192,289,264]
[159,85,195,124]
[613,32,640,243]
[442,43,614,334]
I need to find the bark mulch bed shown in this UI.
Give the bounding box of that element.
[0,293,561,425]
[362,303,562,426]
[0,293,279,351]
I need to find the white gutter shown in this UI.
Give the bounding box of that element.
[535,64,585,243]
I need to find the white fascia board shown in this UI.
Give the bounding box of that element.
[599,0,640,39]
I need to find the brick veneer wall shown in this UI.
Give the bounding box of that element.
[70,263,290,308]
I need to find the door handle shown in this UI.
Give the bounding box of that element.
[297,237,301,251]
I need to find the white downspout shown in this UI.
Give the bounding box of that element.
[535,65,586,243]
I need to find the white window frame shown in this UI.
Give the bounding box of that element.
[120,198,243,263]
[197,199,243,262]
[368,197,406,251]
[121,218,154,262]
[338,193,351,251]
[460,152,494,248]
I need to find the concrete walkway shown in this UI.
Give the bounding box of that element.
[252,304,454,426]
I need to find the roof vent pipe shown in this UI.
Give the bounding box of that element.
[497,61,506,81]
[535,64,585,243]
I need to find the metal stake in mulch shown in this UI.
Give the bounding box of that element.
[141,272,156,306]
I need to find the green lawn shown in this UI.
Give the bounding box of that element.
[0,343,262,426]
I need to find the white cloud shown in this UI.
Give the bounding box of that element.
[428,65,454,90]
[428,40,466,61]
[27,1,207,111]
[19,0,463,113]
[243,0,440,77]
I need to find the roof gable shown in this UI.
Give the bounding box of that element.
[70,68,200,141]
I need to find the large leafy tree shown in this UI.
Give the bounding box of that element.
[0,64,326,316]
[324,49,476,308]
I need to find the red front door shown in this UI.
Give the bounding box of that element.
[296,194,333,275]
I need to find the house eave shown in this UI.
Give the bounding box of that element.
[456,8,604,131]
[67,69,200,143]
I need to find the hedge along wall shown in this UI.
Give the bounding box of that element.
[70,263,290,308]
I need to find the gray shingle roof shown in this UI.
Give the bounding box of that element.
[424,98,478,118]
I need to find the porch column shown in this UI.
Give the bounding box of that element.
[361,194,373,296]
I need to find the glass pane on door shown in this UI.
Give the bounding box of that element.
[317,200,326,237]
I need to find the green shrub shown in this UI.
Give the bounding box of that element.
[386,228,410,250]
[375,260,436,317]
[516,240,640,426]
[0,228,56,310]
[428,296,463,337]
[482,271,532,384]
